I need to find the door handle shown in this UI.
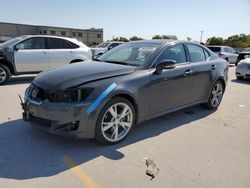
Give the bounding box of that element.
[210,65,217,70]
[41,51,46,55]
[184,69,193,76]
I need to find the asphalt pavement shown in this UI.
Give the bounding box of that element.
[0,67,249,188]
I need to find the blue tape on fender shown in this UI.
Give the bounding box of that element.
[87,83,117,114]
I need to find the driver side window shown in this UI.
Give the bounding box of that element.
[18,37,45,50]
[157,44,187,64]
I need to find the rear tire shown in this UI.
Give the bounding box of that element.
[201,81,224,110]
[0,64,11,85]
[95,97,135,144]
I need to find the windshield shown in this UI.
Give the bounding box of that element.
[244,47,250,51]
[97,42,161,66]
[0,36,29,48]
[96,42,110,48]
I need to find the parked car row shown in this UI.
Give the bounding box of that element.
[0,35,123,85]
[207,46,250,66]
[90,41,124,58]
[207,46,238,64]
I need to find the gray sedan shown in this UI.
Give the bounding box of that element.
[22,40,229,144]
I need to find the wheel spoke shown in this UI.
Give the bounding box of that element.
[109,105,117,118]
[111,125,119,140]
[102,122,114,132]
[119,106,129,119]
[214,98,219,105]
[119,121,130,131]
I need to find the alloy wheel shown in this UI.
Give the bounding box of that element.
[210,82,224,107]
[0,67,7,83]
[101,103,133,142]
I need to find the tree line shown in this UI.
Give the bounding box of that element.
[111,34,250,48]
[206,34,250,48]
[112,35,178,42]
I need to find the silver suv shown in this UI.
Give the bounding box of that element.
[0,35,92,85]
[208,46,238,64]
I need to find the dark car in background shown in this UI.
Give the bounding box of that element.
[22,40,228,144]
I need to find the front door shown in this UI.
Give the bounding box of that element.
[149,43,194,117]
[14,37,48,72]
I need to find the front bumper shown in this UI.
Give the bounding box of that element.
[235,65,250,78]
[21,98,97,139]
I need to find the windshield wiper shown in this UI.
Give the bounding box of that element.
[103,60,138,66]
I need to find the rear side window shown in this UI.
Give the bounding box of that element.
[187,44,206,62]
[208,47,221,52]
[19,37,45,50]
[48,38,79,49]
[67,41,79,49]
[157,44,187,64]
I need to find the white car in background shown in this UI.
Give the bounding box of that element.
[90,41,124,58]
[208,46,238,64]
[235,56,250,80]
[0,35,92,85]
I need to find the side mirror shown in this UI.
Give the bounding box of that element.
[14,43,24,51]
[155,60,176,74]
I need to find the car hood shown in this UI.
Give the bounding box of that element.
[33,61,135,92]
[240,58,250,64]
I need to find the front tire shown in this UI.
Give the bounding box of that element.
[0,64,11,85]
[202,81,224,110]
[95,97,135,144]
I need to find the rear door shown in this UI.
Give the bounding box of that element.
[186,44,217,101]
[46,38,74,69]
[150,43,194,116]
[14,37,48,72]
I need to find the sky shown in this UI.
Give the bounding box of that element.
[0,0,250,42]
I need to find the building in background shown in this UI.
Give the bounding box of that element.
[0,22,103,46]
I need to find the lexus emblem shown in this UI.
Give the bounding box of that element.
[31,89,38,98]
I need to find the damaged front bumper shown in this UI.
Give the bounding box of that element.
[21,97,97,139]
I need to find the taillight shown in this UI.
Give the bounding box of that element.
[219,52,224,57]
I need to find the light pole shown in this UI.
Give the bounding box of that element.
[200,30,204,43]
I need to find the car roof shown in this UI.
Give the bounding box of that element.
[21,35,87,47]
[207,45,232,48]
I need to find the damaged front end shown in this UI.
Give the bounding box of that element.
[20,84,97,139]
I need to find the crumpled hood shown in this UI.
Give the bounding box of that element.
[33,61,135,92]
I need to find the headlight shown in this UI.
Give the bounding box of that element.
[24,85,32,101]
[48,88,94,103]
